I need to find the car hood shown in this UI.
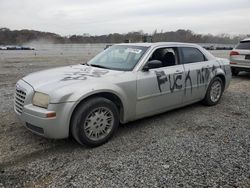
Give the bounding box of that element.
[23,64,122,91]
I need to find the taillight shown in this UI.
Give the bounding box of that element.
[230,51,239,56]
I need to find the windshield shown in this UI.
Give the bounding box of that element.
[87,45,149,71]
[236,41,250,50]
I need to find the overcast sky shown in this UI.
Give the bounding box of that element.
[0,0,249,36]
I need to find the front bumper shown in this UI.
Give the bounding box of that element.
[14,79,75,139]
[15,102,75,139]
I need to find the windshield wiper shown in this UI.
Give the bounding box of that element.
[82,62,91,66]
[90,64,110,69]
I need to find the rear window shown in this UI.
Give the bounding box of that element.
[181,47,207,64]
[236,41,250,50]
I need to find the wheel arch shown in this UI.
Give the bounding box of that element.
[203,71,226,100]
[69,91,125,137]
[215,73,226,90]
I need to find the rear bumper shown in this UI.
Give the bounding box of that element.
[230,64,250,71]
[15,102,75,139]
[230,54,250,70]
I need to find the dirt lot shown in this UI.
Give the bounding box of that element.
[0,48,249,187]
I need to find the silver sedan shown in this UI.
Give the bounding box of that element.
[14,42,231,147]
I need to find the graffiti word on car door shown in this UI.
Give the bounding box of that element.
[155,71,182,93]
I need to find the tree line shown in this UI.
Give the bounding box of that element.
[0,27,248,45]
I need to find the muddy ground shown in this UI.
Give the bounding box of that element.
[0,48,249,187]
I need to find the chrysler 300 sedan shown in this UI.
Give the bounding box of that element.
[14,42,231,147]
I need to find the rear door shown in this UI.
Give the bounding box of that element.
[179,47,215,104]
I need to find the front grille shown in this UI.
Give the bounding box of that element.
[15,86,26,114]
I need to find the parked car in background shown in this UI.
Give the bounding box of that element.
[0,45,34,50]
[0,46,7,50]
[14,42,231,147]
[230,38,250,76]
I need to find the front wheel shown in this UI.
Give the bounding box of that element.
[202,77,223,106]
[71,97,119,147]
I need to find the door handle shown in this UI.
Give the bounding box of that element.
[175,70,183,73]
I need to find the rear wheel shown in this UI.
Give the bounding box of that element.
[203,77,223,106]
[231,68,239,76]
[71,97,119,147]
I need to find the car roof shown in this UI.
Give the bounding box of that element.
[240,38,250,42]
[115,42,201,48]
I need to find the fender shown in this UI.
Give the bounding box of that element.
[204,65,226,92]
[50,81,135,124]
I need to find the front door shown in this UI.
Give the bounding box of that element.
[136,47,185,118]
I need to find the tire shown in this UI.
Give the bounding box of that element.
[71,97,119,147]
[202,77,223,106]
[231,68,239,76]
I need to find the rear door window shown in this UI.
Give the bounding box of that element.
[236,41,250,50]
[180,47,207,64]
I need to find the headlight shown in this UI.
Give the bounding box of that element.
[32,92,50,108]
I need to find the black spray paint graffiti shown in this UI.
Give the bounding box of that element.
[155,71,182,93]
[219,64,227,75]
[155,65,219,94]
[196,67,210,88]
[61,67,109,81]
[184,70,192,94]
[196,65,217,88]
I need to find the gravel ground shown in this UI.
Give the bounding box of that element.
[0,47,249,187]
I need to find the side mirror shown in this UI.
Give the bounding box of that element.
[143,60,162,71]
